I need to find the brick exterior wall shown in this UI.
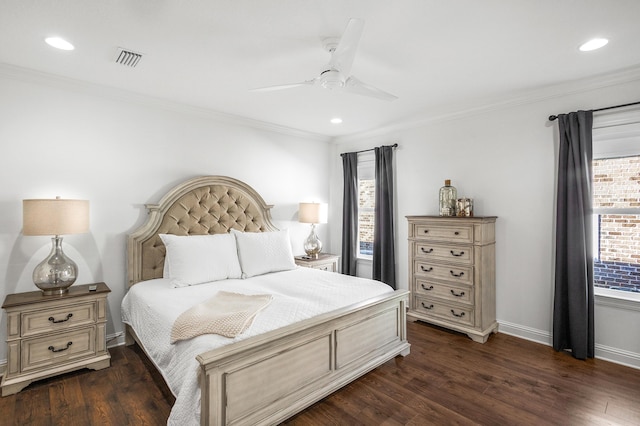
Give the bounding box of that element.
[358,179,375,254]
[593,156,640,292]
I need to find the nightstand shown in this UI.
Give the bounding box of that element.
[1,282,111,396]
[294,253,340,272]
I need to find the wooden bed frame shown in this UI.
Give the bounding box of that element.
[126,175,410,425]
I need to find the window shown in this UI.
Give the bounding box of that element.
[592,111,640,295]
[357,152,375,259]
[593,156,640,292]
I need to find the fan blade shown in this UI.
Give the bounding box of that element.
[328,18,364,76]
[250,79,315,92]
[343,76,398,101]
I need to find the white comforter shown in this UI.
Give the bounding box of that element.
[121,267,393,425]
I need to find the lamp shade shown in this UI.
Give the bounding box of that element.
[298,202,327,224]
[23,198,90,236]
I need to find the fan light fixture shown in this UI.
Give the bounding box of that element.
[579,38,608,52]
[45,37,75,51]
[250,18,397,101]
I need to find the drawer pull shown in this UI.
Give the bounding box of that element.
[450,250,465,257]
[48,342,73,353]
[421,247,434,254]
[48,313,73,323]
[420,266,433,272]
[450,289,465,297]
[454,231,460,235]
[421,302,434,310]
[450,310,465,318]
[423,229,429,234]
[421,284,434,291]
[450,270,464,278]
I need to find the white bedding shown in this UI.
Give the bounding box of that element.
[121,267,393,426]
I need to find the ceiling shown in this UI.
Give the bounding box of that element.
[2,0,640,137]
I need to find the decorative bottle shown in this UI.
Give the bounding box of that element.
[439,179,457,216]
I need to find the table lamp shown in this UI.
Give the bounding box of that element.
[23,197,89,295]
[298,202,327,259]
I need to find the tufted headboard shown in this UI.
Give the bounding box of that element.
[127,176,277,287]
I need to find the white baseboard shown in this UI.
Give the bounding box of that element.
[498,320,640,370]
[595,343,640,369]
[106,331,126,348]
[498,321,553,346]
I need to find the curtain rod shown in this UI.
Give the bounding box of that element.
[548,100,640,121]
[340,143,398,157]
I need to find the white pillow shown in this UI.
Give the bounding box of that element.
[159,233,242,287]
[230,229,297,278]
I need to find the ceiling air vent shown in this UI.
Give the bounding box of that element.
[115,48,143,67]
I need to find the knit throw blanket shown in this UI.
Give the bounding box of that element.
[170,291,273,343]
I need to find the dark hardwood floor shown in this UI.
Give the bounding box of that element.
[1,321,639,425]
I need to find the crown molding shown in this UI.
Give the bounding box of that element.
[0,62,331,143]
[4,61,639,145]
[334,65,640,143]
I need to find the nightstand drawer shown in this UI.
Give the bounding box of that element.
[412,242,473,264]
[21,302,95,337]
[21,327,96,372]
[294,254,340,272]
[313,263,335,272]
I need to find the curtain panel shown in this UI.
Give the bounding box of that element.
[373,146,397,288]
[341,152,358,276]
[553,110,595,360]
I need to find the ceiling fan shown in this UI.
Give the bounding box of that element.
[251,18,397,101]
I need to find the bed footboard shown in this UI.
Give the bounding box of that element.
[197,290,410,426]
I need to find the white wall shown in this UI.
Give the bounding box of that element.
[1,66,639,371]
[0,69,332,362]
[329,73,640,368]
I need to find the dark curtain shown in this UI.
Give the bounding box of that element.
[341,152,358,276]
[373,146,396,288]
[553,110,594,360]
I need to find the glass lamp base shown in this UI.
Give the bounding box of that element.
[303,224,323,259]
[33,236,78,295]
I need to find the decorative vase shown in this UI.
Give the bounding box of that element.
[439,179,457,216]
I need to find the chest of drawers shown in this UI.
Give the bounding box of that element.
[406,216,497,343]
[1,283,111,396]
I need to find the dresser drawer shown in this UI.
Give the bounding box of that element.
[414,296,474,326]
[415,279,473,305]
[21,302,95,337]
[414,261,473,285]
[21,327,96,373]
[413,224,473,243]
[413,241,473,264]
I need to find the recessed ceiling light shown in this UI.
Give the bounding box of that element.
[330,117,343,124]
[579,38,608,52]
[45,37,75,51]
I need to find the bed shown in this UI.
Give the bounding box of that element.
[123,175,410,425]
